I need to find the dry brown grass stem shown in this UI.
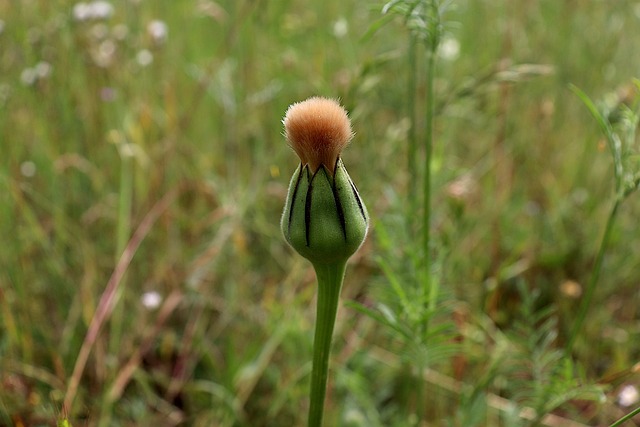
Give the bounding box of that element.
[63,188,179,414]
[106,289,184,402]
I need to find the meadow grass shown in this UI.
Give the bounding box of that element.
[1,0,640,426]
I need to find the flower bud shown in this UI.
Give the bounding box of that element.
[281,97,368,265]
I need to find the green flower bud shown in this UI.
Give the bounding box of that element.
[281,97,369,266]
[282,158,368,265]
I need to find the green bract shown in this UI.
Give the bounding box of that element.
[281,158,368,266]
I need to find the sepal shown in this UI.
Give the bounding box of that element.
[281,158,368,266]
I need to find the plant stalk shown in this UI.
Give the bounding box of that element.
[566,198,620,354]
[422,45,436,286]
[407,34,419,230]
[101,151,133,427]
[109,151,133,353]
[418,32,438,426]
[308,261,347,427]
[609,405,640,427]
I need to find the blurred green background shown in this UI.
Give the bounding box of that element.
[2,0,640,425]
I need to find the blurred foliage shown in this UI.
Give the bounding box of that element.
[1,0,640,426]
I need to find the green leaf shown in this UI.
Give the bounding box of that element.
[346,301,413,340]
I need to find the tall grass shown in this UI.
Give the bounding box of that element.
[1,0,640,425]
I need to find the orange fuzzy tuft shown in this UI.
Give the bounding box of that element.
[283,97,353,173]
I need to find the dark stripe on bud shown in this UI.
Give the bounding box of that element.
[304,167,315,247]
[349,178,367,222]
[331,159,348,241]
[287,163,305,238]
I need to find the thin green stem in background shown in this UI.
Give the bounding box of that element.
[407,34,419,230]
[419,10,440,422]
[609,405,640,427]
[102,151,134,427]
[422,37,436,298]
[308,261,347,427]
[108,151,133,353]
[422,35,436,294]
[566,199,620,354]
[116,153,134,262]
[567,83,639,356]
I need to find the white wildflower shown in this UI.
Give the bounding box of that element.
[20,161,37,178]
[93,39,116,67]
[332,18,348,38]
[20,68,37,86]
[439,36,460,61]
[35,61,52,79]
[73,1,114,22]
[618,385,639,407]
[136,49,153,66]
[147,20,168,44]
[73,3,91,21]
[141,291,162,309]
[91,1,114,20]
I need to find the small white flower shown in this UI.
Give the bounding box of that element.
[136,49,153,66]
[147,20,168,44]
[141,291,162,309]
[73,1,113,21]
[618,385,639,407]
[93,39,116,67]
[90,1,114,20]
[73,2,91,21]
[20,68,37,86]
[439,36,460,61]
[35,61,52,79]
[20,161,37,178]
[332,18,348,38]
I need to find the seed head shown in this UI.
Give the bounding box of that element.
[283,97,353,173]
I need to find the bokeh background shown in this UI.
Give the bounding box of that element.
[2,0,640,425]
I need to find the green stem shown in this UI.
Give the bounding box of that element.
[417,39,438,427]
[407,35,418,230]
[116,153,133,261]
[308,261,346,427]
[422,34,440,319]
[109,152,133,353]
[609,405,640,427]
[101,152,133,426]
[422,47,436,284]
[566,198,620,354]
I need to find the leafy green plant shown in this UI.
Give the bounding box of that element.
[361,1,454,423]
[348,218,458,424]
[380,0,451,273]
[501,284,603,426]
[570,80,640,427]
[567,81,640,354]
[439,282,604,427]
